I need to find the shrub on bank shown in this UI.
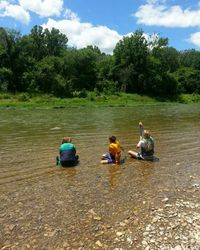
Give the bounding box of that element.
[179,94,200,103]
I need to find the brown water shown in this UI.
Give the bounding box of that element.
[0,104,200,249]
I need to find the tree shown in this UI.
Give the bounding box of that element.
[179,49,200,70]
[44,27,68,56]
[0,67,13,91]
[0,28,22,91]
[29,25,68,60]
[151,46,179,73]
[174,67,200,94]
[33,56,70,96]
[146,55,178,97]
[62,47,98,92]
[113,30,149,93]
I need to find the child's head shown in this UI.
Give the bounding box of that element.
[62,137,72,144]
[109,135,116,143]
[143,130,150,139]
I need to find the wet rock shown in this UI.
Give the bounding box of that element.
[119,222,126,227]
[1,245,13,250]
[172,245,182,250]
[8,224,16,231]
[142,199,200,249]
[162,197,169,203]
[93,216,101,221]
[62,241,69,247]
[95,240,103,247]
[126,236,133,245]
[116,231,125,237]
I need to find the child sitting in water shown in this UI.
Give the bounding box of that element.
[101,136,123,164]
[57,137,79,167]
[128,122,154,161]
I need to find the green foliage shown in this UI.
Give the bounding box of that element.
[0,92,12,99]
[153,47,180,73]
[72,89,87,98]
[29,25,68,60]
[1,92,200,108]
[97,55,114,81]
[179,94,200,103]
[146,56,178,97]
[113,30,149,93]
[96,80,118,95]
[173,67,200,94]
[61,47,98,93]
[0,25,200,100]
[179,49,200,69]
[17,93,30,102]
[0,67,12,91]
[87,92,96,101]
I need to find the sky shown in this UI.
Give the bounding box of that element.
[1,0,200,54]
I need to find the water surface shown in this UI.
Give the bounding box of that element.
[0,104,200,249]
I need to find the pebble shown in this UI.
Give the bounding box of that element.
[93,216,101,221]
[95,240,103,247]
[142,199,199,249]
[172,245,182,250]
[162,197,169,203]
[116,232,124,237]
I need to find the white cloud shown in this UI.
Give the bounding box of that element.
[19,0,63,17]
[42,18,123,54]
[187,32,200,47]
[63,8,80,21]
[135,2,200,28]
[0,0,30,24]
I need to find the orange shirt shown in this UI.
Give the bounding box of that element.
[109,141,121,157]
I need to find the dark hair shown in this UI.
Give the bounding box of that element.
[109,135,116,143]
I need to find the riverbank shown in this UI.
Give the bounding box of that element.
[0,92,200,108]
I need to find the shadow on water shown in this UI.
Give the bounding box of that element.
[0,104,200,249]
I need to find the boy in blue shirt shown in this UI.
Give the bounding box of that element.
[57,137,79,167]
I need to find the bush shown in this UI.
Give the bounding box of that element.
[17,93,30,102]
[72,88,87,98]
[87,92,96,101]
[0,93,12,99]
[179,93,200,103]
[96,80,119,95]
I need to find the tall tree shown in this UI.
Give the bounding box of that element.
[113,30,149,93]
[29,25,68,60]
[44,27,68,56]
[179,49,200,70]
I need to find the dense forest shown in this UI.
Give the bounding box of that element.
[0,25,200,98]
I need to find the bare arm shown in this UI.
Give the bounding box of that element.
[139,121,144,140]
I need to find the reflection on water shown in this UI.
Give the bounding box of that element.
[0,104,200,249]
[108,165,122,190]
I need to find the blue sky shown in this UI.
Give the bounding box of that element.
[1,0,200,54]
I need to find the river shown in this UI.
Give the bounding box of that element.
[0,104,200,249]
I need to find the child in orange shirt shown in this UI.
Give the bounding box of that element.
[101,136,123,164]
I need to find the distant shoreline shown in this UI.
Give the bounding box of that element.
[0,93,200,108]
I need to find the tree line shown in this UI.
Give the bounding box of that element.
[0,25,200,98]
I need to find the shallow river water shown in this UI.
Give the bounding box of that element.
[0,104,200,250]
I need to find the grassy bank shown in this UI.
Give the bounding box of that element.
[0,92,200,108]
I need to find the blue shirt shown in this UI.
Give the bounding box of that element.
[59,143,77,161]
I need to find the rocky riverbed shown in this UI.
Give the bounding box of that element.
[0,168,199,250]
